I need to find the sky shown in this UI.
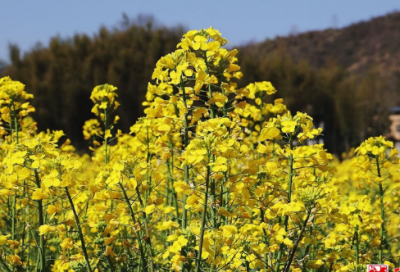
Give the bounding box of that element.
[1,0,399,63]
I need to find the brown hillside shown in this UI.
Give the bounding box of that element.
[241,11,400,76]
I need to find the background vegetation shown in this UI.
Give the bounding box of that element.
[2,12,400,155]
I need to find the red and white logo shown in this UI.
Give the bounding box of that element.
[367,265,388,272]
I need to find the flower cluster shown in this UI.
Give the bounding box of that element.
[0,76,35,137]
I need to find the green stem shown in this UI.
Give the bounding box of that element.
[34,170,46,272]
[37,201,45,272]
[11,111,18,242]
[354,225,359,272]
[65,188,92,272]
[11,195,16,241]
[210,171,216,229]
[302,217,314,272]
[10,106,19,143]
[221,83,227,117]
[196,155,211,272]
[180,78,189,230]
[167,157,179,220]
[246,261,251,272]
[208,84,215,119]
[119,183,147,270]
[204,56,217,266]
[328,262,333,272]
[135,187,155,272]
[287,140,294,203]
[259,94,264,127]
[21,182,27,264]
[275,138,294,272]
[23,199,32,269]
[0,255,12,272]
[166,172,170,207]
[219,182,224,227]
[376,155,384,264]
[203,51,215,119]
[260,208,269,266]
[104,109,108,165]
[283,209,312,272]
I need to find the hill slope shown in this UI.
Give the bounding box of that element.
[237,12,400,154]
[241,11,400,76]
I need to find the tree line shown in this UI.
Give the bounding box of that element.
[2,17,397,156]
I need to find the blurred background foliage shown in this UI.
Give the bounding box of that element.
[2,12,400,156]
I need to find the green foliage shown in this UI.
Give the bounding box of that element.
[238,48,393,155]
[4,18,184,150]
[3,13,399,155]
